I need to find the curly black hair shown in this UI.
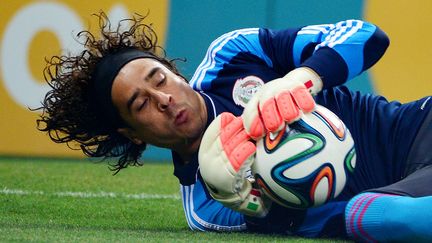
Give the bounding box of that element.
[36,11,183,174]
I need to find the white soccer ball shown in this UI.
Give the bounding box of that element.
[252,105,356,209]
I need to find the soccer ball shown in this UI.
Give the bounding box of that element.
[252,105,356,209]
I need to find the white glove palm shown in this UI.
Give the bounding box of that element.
[198,112,271,217]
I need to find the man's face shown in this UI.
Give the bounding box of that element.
[111,58,207,150]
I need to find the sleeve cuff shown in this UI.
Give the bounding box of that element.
[300,48,348,89]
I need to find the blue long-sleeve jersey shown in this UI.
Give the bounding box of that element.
[170,20,429,237]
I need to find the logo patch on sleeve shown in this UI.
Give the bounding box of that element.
[232,76,264,107]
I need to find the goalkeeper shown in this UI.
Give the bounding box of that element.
[37,12,432,241]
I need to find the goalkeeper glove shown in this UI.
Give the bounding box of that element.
[242,67,323,139]
[198,112,271,217]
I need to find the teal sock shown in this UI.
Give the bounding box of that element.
[345,192,432,242]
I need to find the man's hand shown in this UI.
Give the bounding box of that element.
[242,67,323,139]
[198,112,270,217]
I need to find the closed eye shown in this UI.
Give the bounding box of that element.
[137,98,148,111]
[156,74,166,87]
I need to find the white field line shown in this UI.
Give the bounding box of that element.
[0,187,180,200]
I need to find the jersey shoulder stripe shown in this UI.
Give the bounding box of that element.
[317,19,363,48]
[293,20,377,79]
[190,28,272,90]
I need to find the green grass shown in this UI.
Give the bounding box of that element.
[0,157,348,242]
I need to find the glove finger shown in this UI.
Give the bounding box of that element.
[242,92,265,140]
[220,112,236,127]
[259,97,284,133]
[257,81,286,133]
[258,79,303,132]
[291,85,316,113]
[275,90,301,124]
[229,140,256,172]
[200,112,237,155]
[223,129,250,156]
[220,115,244,144]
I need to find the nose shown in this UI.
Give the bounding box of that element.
[153,90,172,111]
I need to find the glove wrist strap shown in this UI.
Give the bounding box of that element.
[284,67,323,95]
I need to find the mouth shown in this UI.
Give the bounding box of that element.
[174,109,188,126]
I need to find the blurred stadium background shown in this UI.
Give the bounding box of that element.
[1,0,431,162]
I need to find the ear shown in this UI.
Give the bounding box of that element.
[117,127,143,145]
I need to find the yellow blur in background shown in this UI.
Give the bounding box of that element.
[366,1,432,102]
[0,0,167,157]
